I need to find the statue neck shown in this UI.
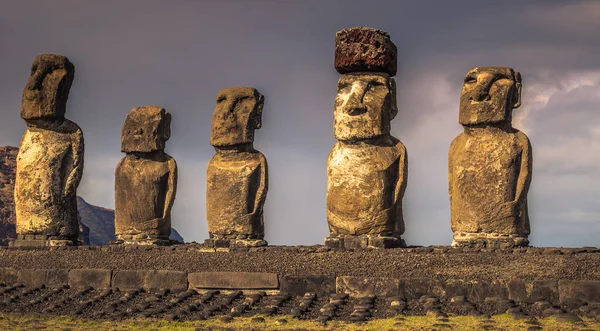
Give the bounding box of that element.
[128,150,166,161]
[463,121,512,135]
[215,142,254,153]
[26,117,65,130]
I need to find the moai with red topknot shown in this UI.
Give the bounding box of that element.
[325,27,408,249]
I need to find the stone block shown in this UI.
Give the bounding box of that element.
[68,269,111,290]
[559,280,600,304]
[469,279,508,302]
[337,276,399,297]
[0,268,18,285]
[507,279,558,304]
[188,272,278,290]
[145,270,188,292]
[112,270,148,292]
[399,278,444,300]
[324,236,343,249]
[441,279,472,298]
[18,269,68,288]
[281,275,336,297]
[530,280,559,304]
[368,236,402,249]
[343,236,368,250]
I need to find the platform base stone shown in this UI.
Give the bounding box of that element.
[452,233,528,249]
[325,234,405,249]
[9,235,77,247]
[204,238,268,248]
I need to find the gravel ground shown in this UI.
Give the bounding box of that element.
[0,245,599,281]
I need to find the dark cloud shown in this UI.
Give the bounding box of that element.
[0,0,599,246]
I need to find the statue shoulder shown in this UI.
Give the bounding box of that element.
[60,119,83,137]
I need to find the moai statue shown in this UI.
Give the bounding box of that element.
[13,54,83,246]
[325,27,408,249]
[205,87,268,248]
[449,67,532,248]
[114,106,177,245]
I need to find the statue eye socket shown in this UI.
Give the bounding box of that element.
[464,76,476,84]
[216,96,226,102]
[338,82,350,90]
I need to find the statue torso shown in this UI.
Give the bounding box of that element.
[206,150,265,235]
[326,139,402,235]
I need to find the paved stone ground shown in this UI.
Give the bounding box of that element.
[1,284,599,325]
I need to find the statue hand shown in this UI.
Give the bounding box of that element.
[496,201,518,219]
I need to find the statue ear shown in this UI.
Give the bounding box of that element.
[389,78,398,119]
[512,72,522,109]
[254,93,264,129]
[162,112,171,140]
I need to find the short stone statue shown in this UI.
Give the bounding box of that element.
[205,87,268,248]
[114,106,177,245]
[14,54,83,246]
[449,67,532,248]
[326,27,408,249]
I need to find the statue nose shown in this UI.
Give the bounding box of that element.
[26,71,43,91]
[345,105,367,115]
[344,88,367,115]
[471,88,491,102]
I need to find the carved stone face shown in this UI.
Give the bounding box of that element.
[121,106,171,153]
[334,73,397,141]
[459,67,522,126]
[210,87,264,147]
[20,54,75,121]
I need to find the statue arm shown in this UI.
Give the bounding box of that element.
[163,157,178,219]
[64,129,84,197]
[394,140,408,206]
[252,153,268,215]
[514,132,532,205]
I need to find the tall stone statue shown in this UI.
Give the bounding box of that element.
[449,67,532,248]
[205,87,268,248]
[114,106,177,245]
[13,54,83,246]
[325,27,408,249]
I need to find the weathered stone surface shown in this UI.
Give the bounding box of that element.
[68,269,111,289]
[145,270,187,292]
[206,87,268,243]
[188,272,278,290]
[0,267,18,284]
[112,270,148,291]
[559,280,600,304]
[18,269,68,288]
[449,67,531,247]
[326,73,407,237]
[114,106,177,244]
[334,27,397,76]
[399,278,444,300]
[281,275,336,297]
[337,276,399,297]
[508,279,558,304]
[470,279,509,302]
[14,54,83,246]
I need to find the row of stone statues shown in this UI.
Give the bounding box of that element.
[10,26,532,249]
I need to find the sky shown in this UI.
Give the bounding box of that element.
[1,0,599,247]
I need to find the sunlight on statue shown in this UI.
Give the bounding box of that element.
[449,67,532,248]
[14,54,83,246]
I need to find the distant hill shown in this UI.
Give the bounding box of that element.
[0,146,184,245]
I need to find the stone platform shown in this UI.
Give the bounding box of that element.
[0,244,599,322]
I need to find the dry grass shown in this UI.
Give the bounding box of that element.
[0,313,598,330]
